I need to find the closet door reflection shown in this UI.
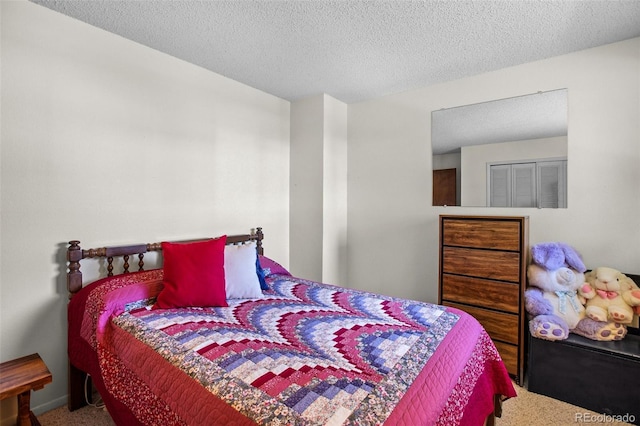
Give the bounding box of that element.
[487,160,566,208]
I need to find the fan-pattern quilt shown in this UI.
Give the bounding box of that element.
[72,268,515,425]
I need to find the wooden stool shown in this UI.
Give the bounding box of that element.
[0,353,53,426]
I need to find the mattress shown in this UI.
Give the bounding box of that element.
[68,261,515,425]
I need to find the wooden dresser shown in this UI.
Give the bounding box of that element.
[438,215,529,384]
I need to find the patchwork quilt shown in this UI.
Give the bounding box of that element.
[71,267,515,425]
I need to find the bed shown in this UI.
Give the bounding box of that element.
[67,227,516,425]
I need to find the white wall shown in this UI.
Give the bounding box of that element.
[322,95,348,286]
[348,37,640,303]
[290,96,324,280]
[290,94,348,285]
[0,1,290,422]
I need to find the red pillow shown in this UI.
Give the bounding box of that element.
[154,236,228,309]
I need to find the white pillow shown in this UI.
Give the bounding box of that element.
[224,241,263,299]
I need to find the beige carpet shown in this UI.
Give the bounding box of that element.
[37,381,633,426]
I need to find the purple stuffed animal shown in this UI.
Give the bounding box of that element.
[525,242,627,341]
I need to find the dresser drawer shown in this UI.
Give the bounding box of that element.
[493,341,518,376]
[441,274,519,313]
[442,219,521,251]
[444,302,519,345]
[442,247,521,282]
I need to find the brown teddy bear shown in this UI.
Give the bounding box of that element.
[580,267,640,324]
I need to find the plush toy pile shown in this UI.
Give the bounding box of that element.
[525,242,636,341]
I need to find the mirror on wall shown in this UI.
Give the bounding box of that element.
[432,89,568,208]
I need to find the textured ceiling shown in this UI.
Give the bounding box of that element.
[432,89,567,155]
[29,0,640,104]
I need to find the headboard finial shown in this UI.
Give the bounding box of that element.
[256,227,264,255]
[67,240,83,297]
